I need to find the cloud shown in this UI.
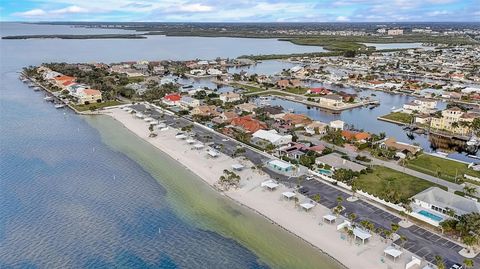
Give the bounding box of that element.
[336,16,350,22]
[51,5,90,14]
[13,9,47,18]
[177,4,213,12]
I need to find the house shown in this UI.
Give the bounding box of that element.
[256,105,284,118]
[220,92,241,103]
[387,29,404,35]
[430,107,476,135]
[304,121,328,135]
[380,137,422,158]
[276,79,301,89]
[315,153,366,172]
[329,120,345,130]
[413,187,480,219]
[252,129,292,146]
[76,89,102,105]
[191,105,219,117]
[319,94,343,107]
[281,113,312,127]
[403,99,437,114]
[180,96,201,108]
[212,111,238,124]
[415,114,431,124]
[308,87,331,95]
[235,103,257,114]
[278,142,325,160]
[231,116,267,133]
[207,68,222,75]
[162,93,182,106]
[267,159,293,173]
[53,75,75,88]
[341,130,371,143]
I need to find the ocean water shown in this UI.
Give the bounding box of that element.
[0,23,341,268]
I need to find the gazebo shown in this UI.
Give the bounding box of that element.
[232,164,244,171]
[384,246,403,262]
[193,143,204,150]
[323,214,337,224]
[261,180,279,190]
[282,191,296,200]
[300,202,315,211]
[353,227,371,244]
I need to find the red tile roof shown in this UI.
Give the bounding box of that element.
[231,116,267,133]
[164,94,181,102]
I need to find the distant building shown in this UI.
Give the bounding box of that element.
[304,121,328,135]
[252,129,292,146]
[180,96,201,108]
[387,29,404,35]
[430,107,476,135]
[230,116,267,133]
[319,94,343,107]
[162,93,182,106]
[76,89,102,105]
[329,120,345,130]
[220,92,241,103]
[315,153,366,172]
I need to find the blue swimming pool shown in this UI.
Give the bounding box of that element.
[418,210,443,222]
[318,169,332,176]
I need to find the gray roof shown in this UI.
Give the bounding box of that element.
[413,187,480,215]
[315,153,366,172]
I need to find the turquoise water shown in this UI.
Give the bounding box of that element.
[418,210,443,222]
[318,169,333,176]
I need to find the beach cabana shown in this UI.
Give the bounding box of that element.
[261,180,279,190]
[186,138,196,144]
[353,227,371,244]
[282,191,296,199]
[384,246,403,262]
[207,149,219,157]
[144,117,155,122]
[323,214,337,224]
[175,134,187,139]
[231,164,244,171]
[405,256,421,269]
[193,143,204,150]
[300,202,315,211]
[135,113,144,119]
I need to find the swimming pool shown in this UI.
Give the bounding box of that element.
[418,210,443,222]
[318,169,333,176]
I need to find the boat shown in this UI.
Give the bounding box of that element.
[433,151,449,158]
[466,135,480,147]
[33,87,41,91]
[288,108,294,113]
[44,96,54,102]
[391,106,396,110]
[54,104,66,109]
[468,155,480,160]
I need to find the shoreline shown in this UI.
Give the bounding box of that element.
[100,107,416,269]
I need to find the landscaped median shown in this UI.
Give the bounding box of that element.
[406,154,480,186]
[354,166,445,204]
[378,112,413,125]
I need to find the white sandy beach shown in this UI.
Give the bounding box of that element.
[104,107,421,269]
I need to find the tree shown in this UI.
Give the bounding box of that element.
[463,185,478,197]
[435,256,445,269]
[464,258,474,269]
[348,213,357,224]
[336,195,343,206]
[312,194,321,203]
[391,223,400,234]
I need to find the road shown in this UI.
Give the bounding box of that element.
[131,104,477,268]
[299,134,464,192]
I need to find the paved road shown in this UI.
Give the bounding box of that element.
[131,104,478,268]
[300,134,464,192]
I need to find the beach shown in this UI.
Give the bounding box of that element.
[103,106,418,269]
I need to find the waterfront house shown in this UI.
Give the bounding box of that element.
[231,116,267,133]
[341,130,371,143]
[329,120,345,130]
[278,142,325,160]
[315,153,366,172]
[380,137,422,158]
[76,89,102,105]
[162,93,182,106]
[415,114,431,124]
[319,94,343,107]
[235,103,257,114]
[252,129,292,146]
[212,111,238,124]
[413,187,480,219]
[403,98,437,114]
[304,121,328,135]
[281,113,312,128]
[430,107,475,135]
[220,92,241,103]
[255,105,284,118]
[308,87,331,95]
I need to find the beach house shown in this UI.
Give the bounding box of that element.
[252,129,292,146]
[230,116,267,133]
[75,89,102,105]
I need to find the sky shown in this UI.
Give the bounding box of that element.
[1,0,479,22]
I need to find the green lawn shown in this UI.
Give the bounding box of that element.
[380,112,413,125]
[354,166,442,203]
[284,87,308,95]
[250,91,291,97]
[73,100,122,112]
[406,154,480,186]
[230,82,266,94]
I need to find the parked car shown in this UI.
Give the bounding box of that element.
[299,186,309,194]
[449,263,463,269]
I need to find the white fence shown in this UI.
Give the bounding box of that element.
[464,174,480,182]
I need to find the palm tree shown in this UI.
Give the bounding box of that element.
[435,255,446,269]
[336,195,343,206]
[391,223,400,234]
[464,258,474,269]
[347,229,354,244]
[348,213,357,224]
[463,185,478,197]
[462,235,478,253]
[312,194,321,203]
